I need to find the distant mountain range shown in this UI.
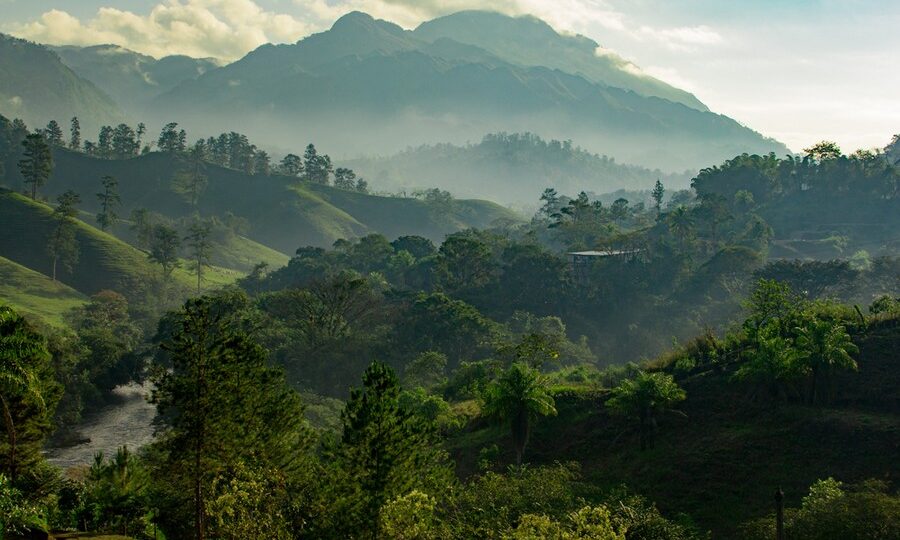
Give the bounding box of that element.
[347,132,693,204]
[1,10,789,177]
[50,44,219,116]
[0,34,123,134]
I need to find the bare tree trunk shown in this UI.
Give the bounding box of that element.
[52,256,58,282]
[1,395,18,485]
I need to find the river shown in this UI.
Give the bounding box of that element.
[45,382,158,469]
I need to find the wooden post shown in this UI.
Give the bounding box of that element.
[775,488,785,540]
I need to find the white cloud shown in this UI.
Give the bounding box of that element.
[9,0,314,61]
[7,0,724,62]
[636,24,722,51]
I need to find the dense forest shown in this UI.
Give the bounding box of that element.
[0,109,898,540]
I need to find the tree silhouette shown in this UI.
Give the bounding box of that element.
[18,133,53,200]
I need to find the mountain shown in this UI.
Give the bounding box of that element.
[413,10,708,111]
[346,132,693,203]
[154,11,788,172]
[51,44,219,115]
[0,34,123,134]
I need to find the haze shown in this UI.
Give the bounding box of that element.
[4,0,899,153]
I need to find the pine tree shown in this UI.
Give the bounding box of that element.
[47,190,81,281]
[185,220,212,293]
[45,120,64,147]
[69,117,81,151]
[18,133,53,200]
[652,179,665,215]
[96,175,121,231]
[98,126,114,158]
[329,362,452,537]
[151,294,311,540]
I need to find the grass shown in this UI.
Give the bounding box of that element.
[0,255,87,327]
[26,150,520,255]
[0,190,197,298]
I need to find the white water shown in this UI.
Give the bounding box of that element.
[45,382,157,469]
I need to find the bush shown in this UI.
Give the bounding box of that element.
[738,478,900,540]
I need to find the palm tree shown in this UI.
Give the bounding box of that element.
[794,318,858,404]
[606,371,686,450]
[732,334,801,403]
[666,205,695,253]
[483,363,556,465]
[0,306,49,484]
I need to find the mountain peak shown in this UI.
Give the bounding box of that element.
[331,11,405,36]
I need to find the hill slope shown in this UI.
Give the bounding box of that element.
[0,255,86,327]
[3,148,518,253]
[0,190,188,299]
[0,34,123,134]
[155,11,787,172]
[450,317,900,537]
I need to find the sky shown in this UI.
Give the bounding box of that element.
[2,0,898,153]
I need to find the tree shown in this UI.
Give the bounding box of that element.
[666,205,695,253]
[303,144,332,184]
[651,179,665,214]
[158,122,185,153]
[173,150,208,208]
[606,371,686,450]
[482,362,557,465]
[130,208,154,250]
[391,236,436,260]
[279,153,303,177]
[539,188,560,219]
[69,117,81,151]
[0,306,55,485]
[149,224,181,279]
[18,133,53,200]
[804,141,842,161]
[334,168,357,190]
[98,125,114,158]
[111,123,139,158]
[151,294,311,540]
[794,317,858,404]
[185,220,212,293]
[96,175,121,231]
[437,235,495,290]
[47,190,81,281]
[732,333,801,402]
[44,120,64,147]
[328,362,451,538]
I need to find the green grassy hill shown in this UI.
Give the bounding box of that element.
[0,190,193,299]
[0,255,86,327]
[449,317,900,537]
[26,150,518,254]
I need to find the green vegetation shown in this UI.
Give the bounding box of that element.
[0,105,897,538]
[0,257,86,328]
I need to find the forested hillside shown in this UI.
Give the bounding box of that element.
[0,112,897,540]
[348,132,693,203]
